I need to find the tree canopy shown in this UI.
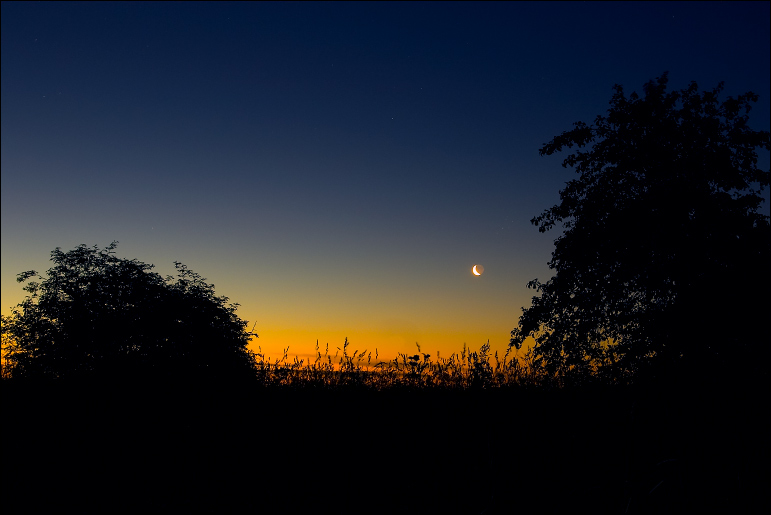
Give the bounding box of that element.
[510,73,770,383]
[2,242,258,381]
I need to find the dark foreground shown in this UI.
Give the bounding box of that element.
[2,377,767,514]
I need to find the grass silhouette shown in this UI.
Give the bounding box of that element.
[250,339,550,391]
[2,339,766,514]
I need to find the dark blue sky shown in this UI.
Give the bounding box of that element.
[2,1,769,360]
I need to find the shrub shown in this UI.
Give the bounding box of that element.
[1,242,257,382]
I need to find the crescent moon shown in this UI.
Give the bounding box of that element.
[472,265,481,276]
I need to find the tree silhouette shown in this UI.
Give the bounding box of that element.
[2,242,258,381]
[510,73,770,382]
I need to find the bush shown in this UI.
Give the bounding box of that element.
[1,242,257,382]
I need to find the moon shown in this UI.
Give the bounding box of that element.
[472,264,484,276]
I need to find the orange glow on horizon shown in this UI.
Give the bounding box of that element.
[247,326,518,366]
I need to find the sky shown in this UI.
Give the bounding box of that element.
[2,1,770,364]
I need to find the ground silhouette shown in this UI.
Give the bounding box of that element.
[2,376,766,513]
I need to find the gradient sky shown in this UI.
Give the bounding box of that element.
[2,1,769,364]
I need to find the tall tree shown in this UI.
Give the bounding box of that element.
[510,73,770,382]
[2,242,258,381]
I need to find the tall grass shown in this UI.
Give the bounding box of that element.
[250,339,553,390]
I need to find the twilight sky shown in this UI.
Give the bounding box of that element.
[2,1,769,363]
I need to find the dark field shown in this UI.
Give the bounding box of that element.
[2,376,766,514]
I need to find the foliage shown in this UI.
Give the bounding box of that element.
[2,242,257,380]
[510,73,771,381]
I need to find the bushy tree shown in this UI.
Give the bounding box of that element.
[2,242,258,381]
[510,73,770,382]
